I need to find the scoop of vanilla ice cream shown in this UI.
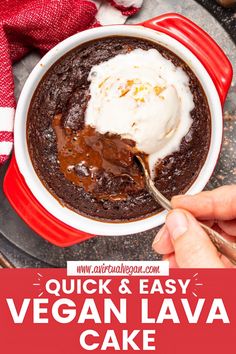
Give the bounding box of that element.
[85,48,195,175]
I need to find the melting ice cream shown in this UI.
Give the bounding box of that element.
[85,48,194,175]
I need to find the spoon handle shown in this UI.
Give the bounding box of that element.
[0,251,15,268]
[198,222,236,265]
[146,175,236,265]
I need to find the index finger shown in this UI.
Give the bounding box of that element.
[171,185,236,220]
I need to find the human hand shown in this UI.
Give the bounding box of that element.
[152,185,236,268]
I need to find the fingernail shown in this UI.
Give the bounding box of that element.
[171,195,185,206]
[166,210,188,240]
[152,225,169,246]
[172,195,184,200]
[171,195,187,204]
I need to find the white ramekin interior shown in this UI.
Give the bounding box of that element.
[14,25,223,236]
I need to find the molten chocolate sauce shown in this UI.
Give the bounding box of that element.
[53,114,145,200]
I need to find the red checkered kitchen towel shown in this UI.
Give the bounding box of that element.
[0,0,143,166]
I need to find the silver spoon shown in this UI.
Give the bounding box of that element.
[136,155,236,265]
[0,251,15,268]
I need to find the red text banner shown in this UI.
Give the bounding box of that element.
[0,268,235,353]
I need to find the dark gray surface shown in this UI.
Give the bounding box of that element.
[0,0,235,267]
[197,0,236,42]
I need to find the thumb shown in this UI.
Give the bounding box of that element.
[165,209,224,268]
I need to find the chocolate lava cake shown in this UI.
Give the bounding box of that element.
[27,37,211,221]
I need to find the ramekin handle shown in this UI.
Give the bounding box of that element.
[142,13,233,105]
[3,154,94,247]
